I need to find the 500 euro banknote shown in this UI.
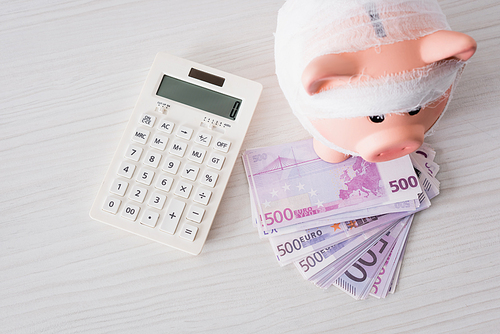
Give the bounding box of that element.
[269,213,406,265]
[333,218,410,299]
[243,139,422,231]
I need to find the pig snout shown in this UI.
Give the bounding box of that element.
[355,124,425,163]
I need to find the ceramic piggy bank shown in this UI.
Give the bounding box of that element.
[275,0,476,163]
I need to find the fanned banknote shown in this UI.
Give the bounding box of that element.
[242,139,441,299]
[333,218,410,300]
[370,215,414,298]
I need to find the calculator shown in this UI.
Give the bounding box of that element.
[90,53,262,255]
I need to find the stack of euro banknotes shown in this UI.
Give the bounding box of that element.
[242,139,440,300]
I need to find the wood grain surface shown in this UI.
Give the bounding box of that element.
[1,1,499,333]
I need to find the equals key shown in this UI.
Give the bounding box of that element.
[180,224,198,241]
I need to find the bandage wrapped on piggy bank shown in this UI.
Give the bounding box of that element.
[275,0,476,163]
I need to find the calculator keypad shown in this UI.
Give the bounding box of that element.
[101,112,230,244]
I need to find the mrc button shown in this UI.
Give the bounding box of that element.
[214,139,230,153]
[132,128,150,145]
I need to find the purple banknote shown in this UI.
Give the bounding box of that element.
[243,139,422,231]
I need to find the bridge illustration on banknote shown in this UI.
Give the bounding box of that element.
[250,147,323,177]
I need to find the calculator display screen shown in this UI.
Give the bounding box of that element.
[156,75,242,120]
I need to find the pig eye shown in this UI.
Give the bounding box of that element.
[408,106,421,116]
[369,115,385,123]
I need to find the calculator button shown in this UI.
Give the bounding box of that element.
[143,151,162,168]
[207,153,225,170]
[117,162,136,179]
[162,157,181,174]
[140,210,160,228]
[158,120,174,134]
[214,139,231,153]
[129,185,148,203]
[125,145,143,161]
[148,192,167,209]
[188,147,206,164]
[195,133,212,147]
[110,179,129,196]
[121,203,140,221]
[150,134,169,151]
[103,197,121,214]
[136,168,155,185]
[169,140,188,157]
[174,181,193,199]
[200,170,218,188]
[176,126,193,140]
[179,224,198,241]
[155,175,174,192]
[186,205,205,223]
[160,199,186,234]
[181,164,200,181]
[139,113,156,127]
[193,188,212,205]
[132,128,150,144]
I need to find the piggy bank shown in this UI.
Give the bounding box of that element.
[275,0,476,163]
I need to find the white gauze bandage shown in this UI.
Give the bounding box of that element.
[275,0,466,156]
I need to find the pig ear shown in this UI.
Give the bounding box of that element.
[301,54,358,95]
[420,30,477,64]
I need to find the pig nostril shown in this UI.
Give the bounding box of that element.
[377,146,412,159]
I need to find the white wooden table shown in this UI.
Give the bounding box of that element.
[1,1,499,332]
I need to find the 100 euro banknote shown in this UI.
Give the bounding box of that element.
[243,139,422,231]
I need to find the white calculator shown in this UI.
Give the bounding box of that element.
[90,53,262,255]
